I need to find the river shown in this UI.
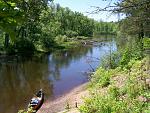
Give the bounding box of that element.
[0,38,117,113]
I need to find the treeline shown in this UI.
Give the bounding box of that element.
[0,1,117,54]
[40,3,95,38]
[94,21,117,35]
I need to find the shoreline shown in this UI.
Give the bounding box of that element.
[37,83,89,113]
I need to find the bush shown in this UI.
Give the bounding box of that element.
[40,36,55,48]
[80,58,150,113]
[14,38,35,53]
[65,30,78,38]
[91,68,111,88]
[101,52,120,69]
[119,44,143,69]
[76,36,89,40]
[143,37,150,49]
[55,35,69,43]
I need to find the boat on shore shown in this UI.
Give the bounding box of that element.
[28,89,44,112]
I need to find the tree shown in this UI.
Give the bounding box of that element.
[0,0,23,47]
[0,0,52,52]
[94,0,149,37]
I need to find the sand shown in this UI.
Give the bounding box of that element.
[37,83,89,113]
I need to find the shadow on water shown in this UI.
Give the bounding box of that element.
[0,37,117,113]
[0,55,53,113]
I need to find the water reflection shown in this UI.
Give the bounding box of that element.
[0,39,117,113]
[0,56,53,113]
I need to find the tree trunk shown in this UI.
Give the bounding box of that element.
[4,33,9,48]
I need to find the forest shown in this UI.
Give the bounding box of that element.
[0,0,117,55]
[0,0,150,113]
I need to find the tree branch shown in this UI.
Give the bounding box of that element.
[88,0,150,14]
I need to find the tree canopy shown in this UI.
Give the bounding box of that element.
[0,0,117,54]
[92,0,150,38]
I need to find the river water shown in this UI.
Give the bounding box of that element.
[0,38,117,113]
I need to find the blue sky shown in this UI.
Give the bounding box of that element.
[54,0,120,22]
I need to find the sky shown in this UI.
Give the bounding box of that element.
[54,0,121,22]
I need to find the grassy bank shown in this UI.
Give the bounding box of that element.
[36,39,81,53]
[0,36,92,55]
[35,35,105,53]
[80,57,150,113]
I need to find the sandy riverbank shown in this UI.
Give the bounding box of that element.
[37,83,89,113]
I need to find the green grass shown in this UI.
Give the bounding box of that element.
[35,38,81,52]
[59,41,80,50]
[143,37,150,49]
[80,57,150,113]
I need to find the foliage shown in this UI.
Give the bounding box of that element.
[143,37,150,49]
[40,35,56,49]
[0,0,23,41]
[55,35,68,44]
[65,30,78,38]
[14,38,35,53]
[0,0,51,53]
[0,1,118,54]
[101,35,145,70]
[90,67,112,88]
[94,21,117,35]
[118,0,150,38]
[101,51,120,69]
[80,57,150,113]
[101,40,144,71]
[94,0,150,39]
[120,48,142,69]
[40,4,95,38]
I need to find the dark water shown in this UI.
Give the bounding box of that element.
[0,39,117,113]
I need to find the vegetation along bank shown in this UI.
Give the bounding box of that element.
[0,1,117,55]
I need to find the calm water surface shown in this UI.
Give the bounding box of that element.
[0,39,117,113]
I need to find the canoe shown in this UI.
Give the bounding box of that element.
[28,89,44,112]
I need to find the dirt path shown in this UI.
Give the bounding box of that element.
[37,83,89,113]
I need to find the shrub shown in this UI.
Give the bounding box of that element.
[101,52,120,69]
[80,58,150,113]
[65,30,78,38]
[143,37,150,49]
[14,38,35,53]
[91,68,111,88]
[55,35,68,43]
[41,36,55,48]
